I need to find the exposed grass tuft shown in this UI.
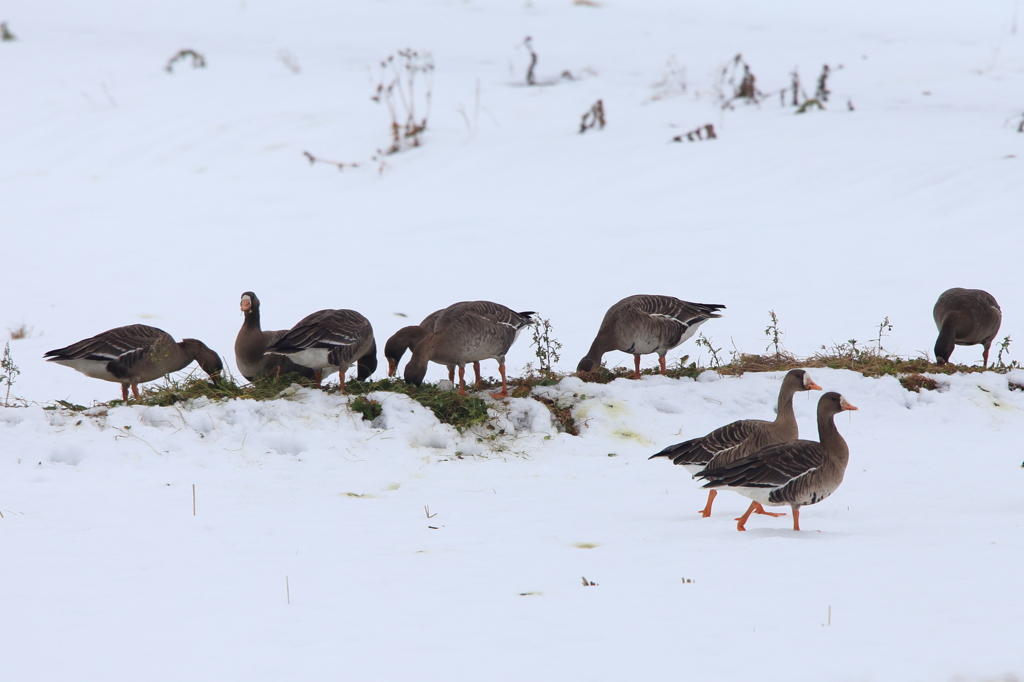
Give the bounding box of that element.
[349,396,382,422]
[899,374,939,393]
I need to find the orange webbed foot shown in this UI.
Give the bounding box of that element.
[753,503,786,517]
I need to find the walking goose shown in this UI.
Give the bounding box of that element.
[385,305,481,386]
[933,288,1002,368]
[234,292,316,382]
[266,309,377,390]
[696,392,857,531]
[44,324,223,401]
[649,369,822,517]
[403,301,535,398]
[577,295,725,378]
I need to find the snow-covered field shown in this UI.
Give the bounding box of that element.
[2,1,1023,680]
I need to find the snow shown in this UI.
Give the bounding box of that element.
[2,1,1023,680]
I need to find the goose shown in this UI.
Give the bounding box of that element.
[577,295,725,378]
[649,369,822,517]
[385,305,481,386]
[266,309,377,390]
[403,301,535,399]
[44,324,223,401]
[933,288,1002,368]
[696,392,857,531]
[234,292,316,382]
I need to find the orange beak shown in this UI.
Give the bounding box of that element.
[240,298,251,312]
[807,379,823,391]
[387,359,397,377]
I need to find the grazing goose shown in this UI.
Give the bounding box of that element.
[385,305,481,386]
[933,288,1002,368]
[577,295,725,378]
[697,392,857,532]
[403,301,535,399]
[649,369,822,518]
[234,292,316,382]
[266,309,377,390]
[44,324,223,401]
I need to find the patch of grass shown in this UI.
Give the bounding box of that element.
[345,378,491,431]
[899,374,939,393]
[138,372,318,407]
[8,323,31,340]
[165,49,206,73]
[349,395,382,422]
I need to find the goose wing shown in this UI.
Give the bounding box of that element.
[698,440,827,489]
[45,325,173,378]
[618,295,724,351]
[650,419,768,467]
[268,309,373,367]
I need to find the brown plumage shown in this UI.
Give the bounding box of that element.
[44,324,223,401]
[933,288,1002,368]
[384,305,481,385]
[577,295,725,378]
[266,309,377,390]
[649,369,822,517]
[403,301,534,398]
[697,392,857,532]
[234,292,316,382]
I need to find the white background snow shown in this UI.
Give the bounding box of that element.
[1,1,1023,680]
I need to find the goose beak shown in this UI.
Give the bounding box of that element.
[387,358,397,377]
[807,379,822,391]
[240,297,251,312]
[840,397,858,411]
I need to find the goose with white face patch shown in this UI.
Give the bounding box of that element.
[44,324,223,401]
[266,309,376,390]
[696,391,857,532]
[933,288,1002,368]
[234,292,316,382]
[649,369,822,518]
[385,303,481,387]
[576,295,725,379]
[403,301,534,399]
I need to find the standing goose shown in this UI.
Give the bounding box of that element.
[696,392,857,532]
[933,288,1002,368]
[234,292,316,382]
[266,309,377,390]
[403,301,535,399]
[44,324,223,401]
[577,295,725,379]
[385,305,481,386]
[649,369,822,518]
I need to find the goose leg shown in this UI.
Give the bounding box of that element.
[633,355,641,379]
[314,369,323,389]
[735,501,758,531]
[753,502,786,517]
[448,365,456,383]
[131,383,141,400]
[698,489,717,518]
[337,368,346,393]
[458,365,467,396]
[121,384,129,401]
[473,361,482,388]
[489,364,509,399]
[792,507,801,531]
[659,356,667,375]
[982,343,991,369]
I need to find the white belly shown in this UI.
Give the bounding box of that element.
[287,349,335,370]
[726,486,778,507]
[52,358,122,383]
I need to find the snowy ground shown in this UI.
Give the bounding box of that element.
[2,1,1024,680]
